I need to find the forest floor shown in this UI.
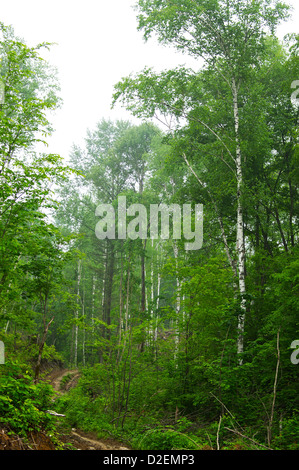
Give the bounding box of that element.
[0,424,131,451]
[45,367,81,393]
[0,368,130,451]
[46,367,131,451]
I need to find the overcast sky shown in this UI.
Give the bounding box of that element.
[1,0,299,160]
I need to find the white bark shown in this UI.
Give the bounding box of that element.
[82,290,85,367]
[91,275,96,332]
[125,259,131,332]
[151,239,154,315]
[74,258,82,367]
[145,265,148,312]
[155,264,161,342]
[147,239,155,344]
[183,75,247,364]
[232,77,246,363]
[101,245,107,311]
[118,252,124,345]
[173,241,180,363]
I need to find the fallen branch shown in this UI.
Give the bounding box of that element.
[224,427,273,450]
[210,392,243,431]
[46,410,66,417]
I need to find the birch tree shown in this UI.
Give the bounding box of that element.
[113,0,290,362]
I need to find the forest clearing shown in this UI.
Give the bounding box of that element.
[0,0,298,454]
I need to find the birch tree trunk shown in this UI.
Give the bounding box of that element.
[103,241,115,340]
[150,239,155,343]
[82,286,86,367]
[140,239,147,315]
[117,248,124,362]
[91,274,96,358]
[155,269,161,342]
[232,77,246,364]
[173,241,181,364]
[74,258,82,367]
[91,275,96,330]
[125,255,131,332]
[146,238,155,345]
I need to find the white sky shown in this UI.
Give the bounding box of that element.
[1,0,298,161]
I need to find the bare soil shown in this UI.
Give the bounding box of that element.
[0,368,130,451]
[45,368,80,393]
[0,428,56,450]
[46,367,130,451]
[60,429,130,450]
[0,426,130,451]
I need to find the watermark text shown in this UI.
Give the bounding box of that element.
[291,80,299,105]
[95,196,203,251]
[290,340,299,365]
[0,341,4,364]
[0,80,4,104]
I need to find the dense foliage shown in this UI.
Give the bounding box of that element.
[0,1,298,451]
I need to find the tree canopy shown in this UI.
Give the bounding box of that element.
[0,2,298,451]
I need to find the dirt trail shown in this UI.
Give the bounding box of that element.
[65,429,130,451]
[47,368,80,393]
[46,368,130,451]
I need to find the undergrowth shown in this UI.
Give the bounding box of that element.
[0,361,57,439]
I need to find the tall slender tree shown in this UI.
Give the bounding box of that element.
[113,0,291,362]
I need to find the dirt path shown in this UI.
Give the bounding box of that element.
[46,368,80,393]
[46,368,130,451]
[65,429,130,450]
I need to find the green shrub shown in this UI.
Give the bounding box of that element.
[137,425,200,450]
[55,386,111,435]
[271,414,299,450]
[0,361,56,436]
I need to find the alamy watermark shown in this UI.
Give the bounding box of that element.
[291,80,299,105]
[0,341,4,364]
[95,196,203,251]
[290,340,299,365]
[0,79,4,104]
